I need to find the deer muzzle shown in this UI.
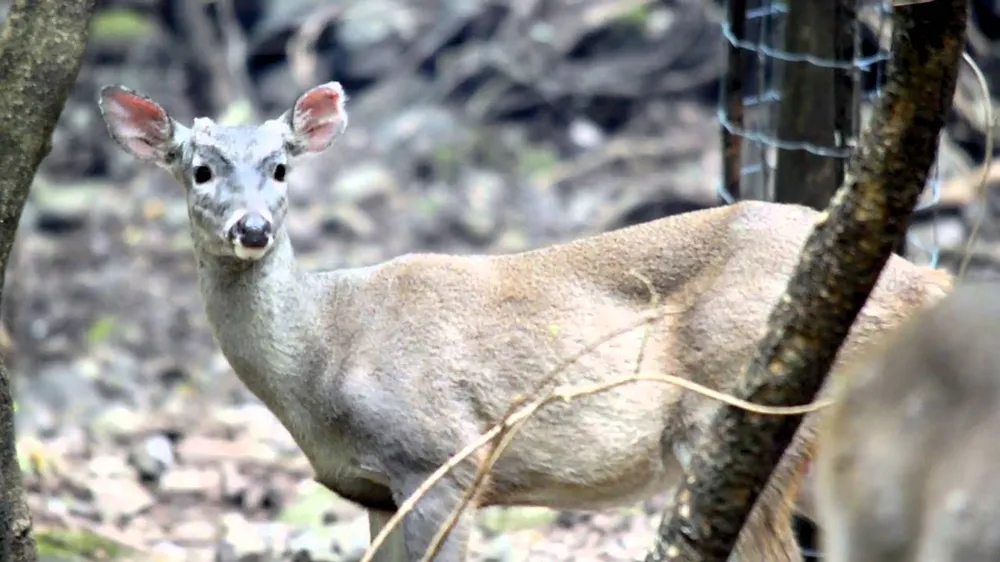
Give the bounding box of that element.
[226,210,274,260]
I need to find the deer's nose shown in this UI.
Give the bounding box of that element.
[230,211,272,248]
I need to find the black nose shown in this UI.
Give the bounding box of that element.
[230,212,272,248]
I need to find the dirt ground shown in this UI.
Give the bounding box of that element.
[5,0,1000,560]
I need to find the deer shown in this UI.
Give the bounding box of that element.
[97,80,953,562]
[815,281,1000,562]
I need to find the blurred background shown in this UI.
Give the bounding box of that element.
[2,0,999,560]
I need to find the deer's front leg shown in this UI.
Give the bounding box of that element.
[368,509,408,562]
[392,475,473,562]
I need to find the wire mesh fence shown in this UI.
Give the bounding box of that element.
[717,0,943,267]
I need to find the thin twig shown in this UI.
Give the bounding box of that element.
[361,288,833,562]
[418,271,666,561]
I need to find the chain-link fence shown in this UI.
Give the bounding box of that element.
[718,0,943,266]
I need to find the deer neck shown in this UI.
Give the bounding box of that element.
[193,231,326,416]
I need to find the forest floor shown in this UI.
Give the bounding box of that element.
[5,0,1000,560]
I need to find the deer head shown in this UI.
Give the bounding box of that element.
[98,82,348,261]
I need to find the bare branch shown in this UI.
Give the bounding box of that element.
[359,304,833,562]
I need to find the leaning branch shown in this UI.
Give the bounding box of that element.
[646,1,968,560]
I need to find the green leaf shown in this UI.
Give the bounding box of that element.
[86,315,117,347]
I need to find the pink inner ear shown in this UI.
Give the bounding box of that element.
[103,89,173,161]
[292,86,345,153]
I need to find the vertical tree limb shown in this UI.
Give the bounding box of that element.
[0,1,98,560]
[646,0,967,560]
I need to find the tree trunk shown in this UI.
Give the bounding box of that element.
[773,0,844,210]
[0,1,98,560]
[645,0,967,560]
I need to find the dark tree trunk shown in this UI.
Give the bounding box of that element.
[773,0,854,211]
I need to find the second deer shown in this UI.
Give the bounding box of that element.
[816,282,1000,562]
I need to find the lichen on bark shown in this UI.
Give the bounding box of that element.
[645,1,968,561]
[0,1,97,561]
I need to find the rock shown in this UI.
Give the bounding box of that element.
[568,118,605,150]
[212,403,299,455]
[160,466,222,497]
[130,433,176,483]
[171,520,219,544]
[338,0,412,50]
[28,180,110,235]
[128,515,167,545]
[15,363,103,438]
[285,516,368,562]
[326,517,370,562]
[454,170,507,243]
[176,434,277,464]
[88,454,134,479]
[280,479,362,527]
[242,478,285,512]
[476,534,527,562]
[320,205,377,241]
[332,162,398,206]
[150,540,188,561]
[92,404,146,442]
[89,476,155,524]
[256,522,293,557]
[220,462,250,505]
[372,106,467,157]
[217,512,271,562]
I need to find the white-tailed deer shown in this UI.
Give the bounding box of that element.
[815,282,1000,562]
[98,81,952,562]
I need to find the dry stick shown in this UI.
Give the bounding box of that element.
[957,51,995,280]
[417,271,667,560]
[417,407,527,562]
[415,375,836,561]
[417,375,837,560]
[360,311,672,562]
[362,290,833,562]
[420,271,671,560]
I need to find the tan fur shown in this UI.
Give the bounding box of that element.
[324,201,950,560]
[815,282,1000,562]
[98,82,954,561]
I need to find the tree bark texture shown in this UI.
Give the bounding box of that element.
[646,0,967,561]
[0,1,97,561]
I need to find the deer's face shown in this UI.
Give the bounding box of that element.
[98,82,348,261]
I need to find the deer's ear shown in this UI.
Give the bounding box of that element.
[98,85,180,165]
[283,82,348,155]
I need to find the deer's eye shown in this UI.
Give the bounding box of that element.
[193,165,213,184]
[273,163,287,182]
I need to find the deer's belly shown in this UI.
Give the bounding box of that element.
[485,436,685,511]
